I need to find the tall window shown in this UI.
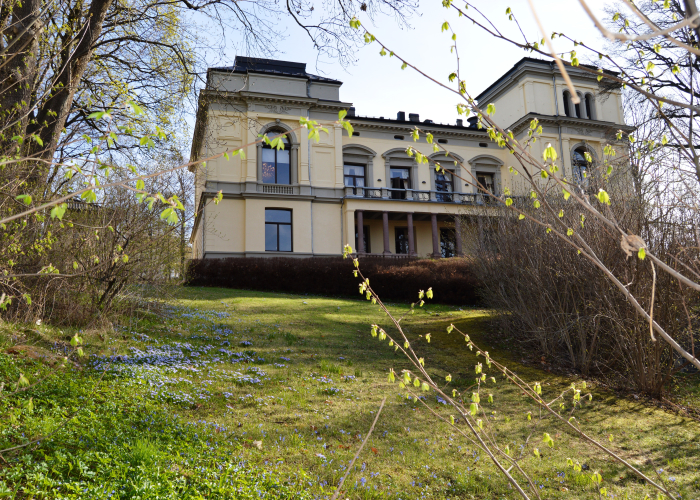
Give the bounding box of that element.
[440,228,456,258]
[584,94,595,120]
[476,173,495,193]
[395,227,410,254]
[435,169,454,202]
[563,90,571,117]
[572,147,592,184]
[344,164,366,194]
[574,92,583,118]
[265,209,292,252]
[390,168,411,199]
[262,135,290,184]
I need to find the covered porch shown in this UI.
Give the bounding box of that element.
[351,210,463,258]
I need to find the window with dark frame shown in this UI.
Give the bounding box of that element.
[265,209,292,252]
[572,148,592,184]
[355,225,371,253]
[476,173,495,193]
[435,169,454,202]
[574,92,582,118]
[261,134,291,184]
[563,90,571,116]
[390,167,411,199]
[394,227,411,254]
[344,164,366,194]
[584,94,594,120]
[440,228,456,258]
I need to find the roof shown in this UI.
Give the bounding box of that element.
[475,57,617,103]
[209,56,343,84]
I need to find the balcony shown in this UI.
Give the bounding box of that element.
[347,187,503,205]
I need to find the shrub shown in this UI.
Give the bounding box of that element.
[465,195,699,397]
[186,256,480,305]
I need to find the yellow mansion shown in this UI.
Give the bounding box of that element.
[189,57,629,259]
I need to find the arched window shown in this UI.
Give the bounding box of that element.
[572,147,592,183]
[584,94,595,120]
[261,133,290,184]
[574,92,583,118]
[562,90,571,116]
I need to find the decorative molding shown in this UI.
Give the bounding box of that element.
[263,104,293,114]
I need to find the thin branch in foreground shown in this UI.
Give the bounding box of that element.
[330,397,386,500]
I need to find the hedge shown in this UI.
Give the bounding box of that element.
[186,257,480,305]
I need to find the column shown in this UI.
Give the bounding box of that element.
[382,211,391,254]
[356,210,365,254]
[454,216,463,256]
[407,212,416,256]
[431,213,440,258]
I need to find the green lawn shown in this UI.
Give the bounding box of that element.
[1,286,699,499]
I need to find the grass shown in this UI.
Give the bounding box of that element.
[1,286,699,499]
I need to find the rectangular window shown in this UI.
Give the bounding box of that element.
[265,209,292,252]
[390,168,411,199]
[355,225,371,253]
[262,147,291,184]
[476,173,494,193]
[394,227,411,254]
[344,164,366,194]
[435,170,454,202]
[440,228,456,258]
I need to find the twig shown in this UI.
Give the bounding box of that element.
[330,397,386,500]
[649,261,657,341]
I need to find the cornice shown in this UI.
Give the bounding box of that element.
[350,120,489,139]
[509,113,635,136]
[198,89,352,111]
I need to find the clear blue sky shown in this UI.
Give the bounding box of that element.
[198,0,615,125]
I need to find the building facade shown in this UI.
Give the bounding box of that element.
[189,57,629,259]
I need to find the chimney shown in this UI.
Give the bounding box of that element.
[408,113,420,122]
[397,111,406,121]
[348,107,356,117]
[456,119,463,127]
[467,116,478,128]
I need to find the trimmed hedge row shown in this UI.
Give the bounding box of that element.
[186,257,480,305]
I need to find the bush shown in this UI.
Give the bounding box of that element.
[466,194,699,397]
[186,256,480,305]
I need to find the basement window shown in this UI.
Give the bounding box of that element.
[438,139,448,144]
[394,135,405,140]
[352,132,360,136]
[479,142,488,148]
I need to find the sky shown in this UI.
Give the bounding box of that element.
[196,0,618,126]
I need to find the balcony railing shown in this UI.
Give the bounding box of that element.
[345,187,504,205]
[262,184,294,194]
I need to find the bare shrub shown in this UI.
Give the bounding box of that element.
[466,193,698,397]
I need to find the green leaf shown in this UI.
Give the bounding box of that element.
[16,194,32,205]
[637,247,646,260]
[441,21,449,32]
[518,213,525,220]
[50,203,67,220]
[486,103,496,116]
[596,189,611,205]
[81,190,97,203]
[160,207,174,220]
[338,109,348,120]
